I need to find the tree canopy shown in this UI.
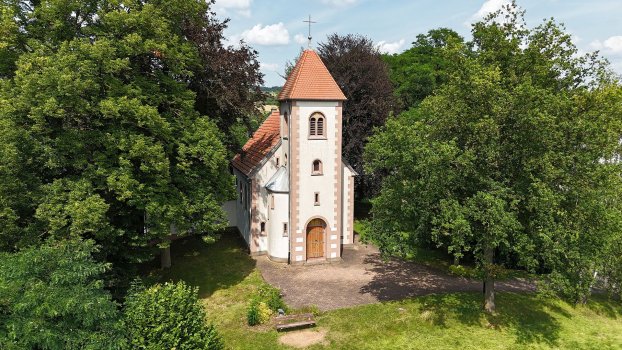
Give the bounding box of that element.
[0,238,124,349]
[383,28,464,110]
[317,34,396,197]
[366,2,622,312]
[0,0,264,287]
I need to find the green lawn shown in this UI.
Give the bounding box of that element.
[146,232,622,350]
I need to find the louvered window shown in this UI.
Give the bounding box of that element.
[309,113,326,138]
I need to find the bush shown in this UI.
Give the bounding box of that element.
[449,264,477,278]
[247,298,273,326]
[124,281,223,350]
[247,285,285,326]
[259,284,286,312]
[247,299,261,326]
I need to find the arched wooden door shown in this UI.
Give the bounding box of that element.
[306,218,325,259]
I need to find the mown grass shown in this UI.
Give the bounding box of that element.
[354,218,532,280]
[146,231,622,350]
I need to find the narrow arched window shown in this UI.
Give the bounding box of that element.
[312,159,323,175]
[283,112,289,138]
[309,113,326,138]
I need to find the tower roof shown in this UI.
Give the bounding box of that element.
[278,49,347,101]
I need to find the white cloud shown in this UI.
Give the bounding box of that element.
[240,23,290,46]
[590,36,622,53]
[468,0,510,24]
[321,0,357,6]
[294,34,308,45]
[376,39,406,55]
[260,62,279,72]
[213,0,252,17]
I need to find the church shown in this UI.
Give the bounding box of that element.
[226,49,357,264]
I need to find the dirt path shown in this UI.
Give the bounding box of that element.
[256,241,535,311]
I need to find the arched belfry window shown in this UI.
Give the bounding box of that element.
[312,159,323,175]
[283,112,289,138]
[309,113,326,139]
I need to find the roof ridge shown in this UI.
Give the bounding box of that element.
[289,49,309,98]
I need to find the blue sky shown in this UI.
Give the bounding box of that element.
[212,0,622,87]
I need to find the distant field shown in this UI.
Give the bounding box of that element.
[146,233,622,350]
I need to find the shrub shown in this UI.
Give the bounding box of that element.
[449,265,470,277]
[247,299,261,326]
[257,301,273,324]
[124,281,223,350]
[259,284,286,312]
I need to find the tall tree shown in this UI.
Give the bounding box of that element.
[383,28,464,110]
[0,0,234,281]
[182,1,265,152]
[317,34,396,197]
[0,238,125,349]
[365,2,622,312]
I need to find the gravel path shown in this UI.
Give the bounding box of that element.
[256,240,535,311]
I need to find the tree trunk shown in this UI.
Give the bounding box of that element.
[160,246,171,269]
[483,246,495,314]
[160,223,177,269]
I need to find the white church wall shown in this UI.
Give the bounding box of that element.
[251,144,282,254]
[295,101,340,256]
[268,192,289,261]
[232,168,251,244]
[221,200,237,227]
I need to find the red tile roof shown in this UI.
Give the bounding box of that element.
[278,49,347,101]
[232,109,281,177]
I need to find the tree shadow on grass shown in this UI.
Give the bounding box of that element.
[585,295,622,319]
[493,293,566,346]
[360,252,565,347]
[416,292,565,346]
[145,229,256,299]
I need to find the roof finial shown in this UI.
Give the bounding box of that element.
[303,15,316,49]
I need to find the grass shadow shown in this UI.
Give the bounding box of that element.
[145,229,256,299]
[584,295,622,319]
[417,292,565,346]
[493,293,565,346]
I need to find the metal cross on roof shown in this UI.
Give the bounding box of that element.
[303,15,317,48]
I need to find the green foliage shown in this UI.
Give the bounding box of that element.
[0,0,236,286]
[448,264,475,278]
[247,284,284,326]
[366,1,622,305]
[384,28,464,109]
[124,281,223,350]
[0,238,124,350]
[258,284,286,312]
[246,299,261,326]
[246,298,272,326]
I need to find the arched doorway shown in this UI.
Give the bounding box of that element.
[306,218,326,259]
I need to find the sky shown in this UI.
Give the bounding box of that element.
[212,0,622,87]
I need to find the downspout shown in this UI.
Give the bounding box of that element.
[287,100,292,264]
